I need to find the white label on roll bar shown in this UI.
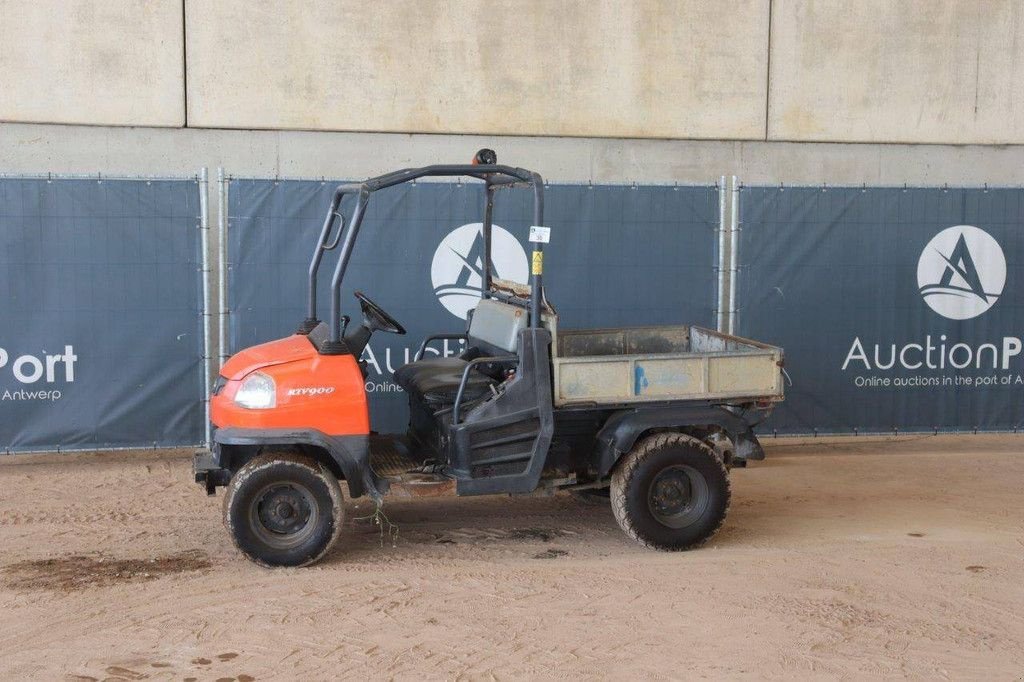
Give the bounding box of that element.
[529,226,551,243]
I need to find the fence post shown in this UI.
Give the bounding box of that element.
[728,175,740,335]
[199,167,212,449]
[717,175,728,332]
[217,168,228,368]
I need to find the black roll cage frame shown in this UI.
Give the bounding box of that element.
[300,163,547,353]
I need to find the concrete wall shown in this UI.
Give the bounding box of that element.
[184,0,769,139]
[769,0,1024,144]
[3,122,1023,186]
[0,0,184,127]
[2,1,1023,145]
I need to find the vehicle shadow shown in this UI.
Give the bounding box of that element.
[321,492,620,564]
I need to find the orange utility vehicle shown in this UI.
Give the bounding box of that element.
[195,151,785,567]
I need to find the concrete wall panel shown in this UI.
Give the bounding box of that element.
[185,0,769,140]
[3,122,1023,187]
[769,0,1024,144]
[0,0,185,127]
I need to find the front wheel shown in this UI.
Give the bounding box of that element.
[223,452,344,567]
[611,433,730,551]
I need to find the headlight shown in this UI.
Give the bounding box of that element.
[234,371,276,409]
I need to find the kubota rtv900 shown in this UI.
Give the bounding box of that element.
[194,151,785,567]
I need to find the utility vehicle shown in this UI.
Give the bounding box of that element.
[194,151,785,567]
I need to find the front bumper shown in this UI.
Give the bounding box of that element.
[193,447,229,495]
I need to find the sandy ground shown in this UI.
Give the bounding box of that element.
[0,435,1022,681]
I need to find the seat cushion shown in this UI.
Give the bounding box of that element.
[394,357,494,406]
[393,357,465,391]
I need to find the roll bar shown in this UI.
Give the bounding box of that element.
[300,156,546,352]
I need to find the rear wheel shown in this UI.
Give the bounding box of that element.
[223,452,344,567]
[611,433,730,551]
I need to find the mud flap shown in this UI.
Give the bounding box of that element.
[732,427,766,461]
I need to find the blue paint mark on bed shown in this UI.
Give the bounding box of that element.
[634,365,649,395]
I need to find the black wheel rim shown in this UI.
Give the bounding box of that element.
[249,482,319,550]
[646,464,710,529]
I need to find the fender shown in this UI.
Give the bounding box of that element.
[209,427,385,500]
[594,404,767,477]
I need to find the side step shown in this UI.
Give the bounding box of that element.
[386,472,457,499]
[368,436,456,499]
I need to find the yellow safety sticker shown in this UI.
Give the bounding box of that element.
[531,251,543,275]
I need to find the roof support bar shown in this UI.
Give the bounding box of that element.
[301,160,546,352]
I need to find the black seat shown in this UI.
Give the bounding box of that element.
[394,357,494,407]
[397,299,525,409]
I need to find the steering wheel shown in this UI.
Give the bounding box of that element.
[354,291,407,335]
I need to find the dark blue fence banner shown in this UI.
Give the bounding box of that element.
[737,186,1024,434]
[0,178,205,451]
[228,180,719,432]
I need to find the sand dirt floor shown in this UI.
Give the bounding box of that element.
[0,434,1022,680]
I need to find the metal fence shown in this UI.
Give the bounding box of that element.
[0,175,209,452]
[223,178,721,432]
[2,167,1021,453]
[735,185,1024,435]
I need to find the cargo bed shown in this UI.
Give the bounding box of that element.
[552,325,784,407]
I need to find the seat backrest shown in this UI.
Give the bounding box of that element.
[468,299,527,353]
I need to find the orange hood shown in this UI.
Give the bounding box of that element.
[220,334,318,380]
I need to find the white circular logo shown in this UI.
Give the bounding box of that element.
[431,223,528,319]
[917,225,1006,320]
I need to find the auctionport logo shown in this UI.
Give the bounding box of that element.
[917,225,1006,320]
[0,345,77,402]
[842,224,1021,383]
[431,223,528,320]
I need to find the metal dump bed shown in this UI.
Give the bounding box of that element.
[552,325,784,407]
